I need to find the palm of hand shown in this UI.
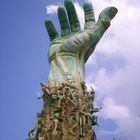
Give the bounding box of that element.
[45,0,117,85]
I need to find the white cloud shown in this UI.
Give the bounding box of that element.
[46,5,59,14]
[99,98,140,140]
[99,128,121,136]
[85,0,140,140]
[101,98,132,120]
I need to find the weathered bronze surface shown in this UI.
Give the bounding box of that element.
[28,82,99,140]
[28,0,117,139]
[45,0,117,87]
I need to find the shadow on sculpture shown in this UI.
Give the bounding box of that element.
[27,0,117,139]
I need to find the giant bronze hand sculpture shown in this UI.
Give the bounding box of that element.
[45,0,117,86]
[28,0,118,140]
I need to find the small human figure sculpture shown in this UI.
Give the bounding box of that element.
[28,128,35,140]
[39,82,53,103]
[56,89,65,108]
[52,109,63,139]
[36,112,43,137]
[41,83,50,93]
[91,116,99,127]
[68,116,78,136]
[81,81,88,95]
[38,133,43,140]
[80,106,92,137]
[91,87,95,101]
[92,107,102,113]
[52,118,59,137]
[51,92,58,101]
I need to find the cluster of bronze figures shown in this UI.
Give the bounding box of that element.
[28,79,101,140]
[27,0,117,139]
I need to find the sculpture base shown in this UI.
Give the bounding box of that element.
[28,82,97,140]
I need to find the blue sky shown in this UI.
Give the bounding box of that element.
[0,0,140,140]
[0,0,49,139]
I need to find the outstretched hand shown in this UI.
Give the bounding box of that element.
[45,0,118,84]
[45,0,117,62]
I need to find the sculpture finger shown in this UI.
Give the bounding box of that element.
[97,7,118,30]
[64,0,81,32]
[94,7,118,40]
[58,7,70,36]
[45,20,59,41]
[83,0,95,29]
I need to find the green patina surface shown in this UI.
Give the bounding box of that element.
[45,0,118,87]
